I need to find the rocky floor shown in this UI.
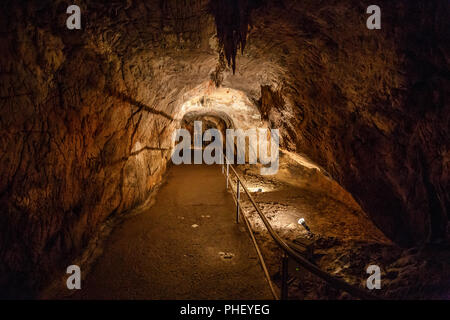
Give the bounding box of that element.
[233,151,450,299]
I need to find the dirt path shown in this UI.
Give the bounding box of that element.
[70,164,272,299]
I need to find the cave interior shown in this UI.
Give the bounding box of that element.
[0,0,449,299]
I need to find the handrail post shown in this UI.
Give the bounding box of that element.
[222,154,225,174]
[281,253,289,300]
[236,181,240,224]
[226,162,229,189]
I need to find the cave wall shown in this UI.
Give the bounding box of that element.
[247,0,449,245]
[0,0,216,297]
[0,0,448,297]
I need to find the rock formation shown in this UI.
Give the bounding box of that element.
[0,0,448,297]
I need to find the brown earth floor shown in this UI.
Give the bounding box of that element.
[62,164,272,299]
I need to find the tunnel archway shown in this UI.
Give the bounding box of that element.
[181,110,235,135]
[175,84,265,131]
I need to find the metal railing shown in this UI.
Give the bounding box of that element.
[221,156,379,300]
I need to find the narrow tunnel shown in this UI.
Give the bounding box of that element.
[0,0,449,301]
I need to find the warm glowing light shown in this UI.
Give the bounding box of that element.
[298,217,311,233]
[281,149,321,171]
[177,83,263,130]
[248,187,264,193]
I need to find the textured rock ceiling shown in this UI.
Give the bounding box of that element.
[0,0,448,296]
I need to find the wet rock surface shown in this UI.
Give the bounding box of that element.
[0,0,448,297]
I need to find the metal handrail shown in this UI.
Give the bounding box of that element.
[221,156,380,300]
[225,173,280,300]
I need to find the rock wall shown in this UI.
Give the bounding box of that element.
[0,0,448,297]
[244,0,449,245]
[0,0,216,297]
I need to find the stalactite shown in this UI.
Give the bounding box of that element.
[209,0,263,74]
